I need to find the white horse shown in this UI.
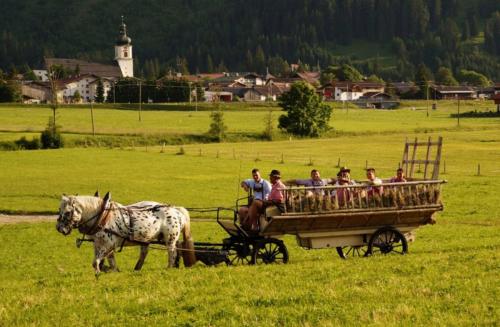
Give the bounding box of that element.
[56,193,196,275]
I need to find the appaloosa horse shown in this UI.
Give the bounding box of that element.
[56,193,196,275]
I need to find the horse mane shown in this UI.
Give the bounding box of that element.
[69,195,104,216]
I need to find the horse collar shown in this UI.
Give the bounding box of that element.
[78,198,112,235]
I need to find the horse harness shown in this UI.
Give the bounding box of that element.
[77,200,170,249]
[76,197,113,236]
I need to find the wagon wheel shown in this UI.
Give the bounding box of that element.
[252,239,289,265]
[224,241,254,266]
[367,227,408,256]
[336,246,369,259]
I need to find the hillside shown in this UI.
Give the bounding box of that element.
[1,0,499,81]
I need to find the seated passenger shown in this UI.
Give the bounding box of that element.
[238,168,272,231]
[333,167,356,206]
[261,169,286,230]
[287,169,333,197]
[390,168,407,183]
[365,167,383,196]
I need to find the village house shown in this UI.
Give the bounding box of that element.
[430,85,477,100]
[22,74,114,104]
[321,81,385,101]
[240,85,286,102]
[21,81,57,103]
[265,77,300,89]
[204,90,233,102]
[291,71,321,85]
[60,74,114,103]
[355,92,399,109]
[475,85,495,99]
[208,72,265,88]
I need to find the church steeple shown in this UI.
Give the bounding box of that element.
[116,16,132,46]
[114,16,134,77]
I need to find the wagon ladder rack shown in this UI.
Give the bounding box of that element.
[401,136,442,180]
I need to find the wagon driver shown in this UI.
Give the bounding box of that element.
[238,168,272,231]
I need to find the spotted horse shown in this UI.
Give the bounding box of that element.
[56,193,196,275]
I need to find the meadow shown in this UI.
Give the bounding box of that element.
[0,100,498,145]
[0,102,499,326]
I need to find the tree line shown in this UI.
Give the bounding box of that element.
[0,0,499,82]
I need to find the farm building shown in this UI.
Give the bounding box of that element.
[355,92,399,109]
[321,81,385,101]
[430,85,477,100]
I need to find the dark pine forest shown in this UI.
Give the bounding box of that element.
[1,0,500,81]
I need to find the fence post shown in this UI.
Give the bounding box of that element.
[199,148,202,156]
[160,142,165,153]
[337,157,341,168]
[477,164,480,176]
[280,153,284,164]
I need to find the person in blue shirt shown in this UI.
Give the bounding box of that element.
[238,168,272,231]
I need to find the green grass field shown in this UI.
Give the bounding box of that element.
[0,102,499,325]
[0,101,498,144]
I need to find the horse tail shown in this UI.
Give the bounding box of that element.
[178,207,196,267]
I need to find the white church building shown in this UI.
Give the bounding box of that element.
[114,18,134,78]
[24,18,134,103]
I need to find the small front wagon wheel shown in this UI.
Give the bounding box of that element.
[224,241,254,266]
[367,227,408,256]
[252,239,289,264]
[336,246,369,259]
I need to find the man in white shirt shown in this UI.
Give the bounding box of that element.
[366,167,383,196]
[238,168,272,231]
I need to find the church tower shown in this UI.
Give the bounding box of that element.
[115,16,134,77]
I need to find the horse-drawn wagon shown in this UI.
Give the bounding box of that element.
[57,137,446,272]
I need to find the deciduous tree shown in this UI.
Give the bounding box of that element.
[278,81,332,137]
[435,67,458,86]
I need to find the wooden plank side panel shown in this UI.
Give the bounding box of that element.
[262,207,440,235]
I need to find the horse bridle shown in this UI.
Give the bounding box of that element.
[59,198,111,235]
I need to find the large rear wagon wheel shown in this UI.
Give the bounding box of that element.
[367,227,408,256]
[252,239,289,264]
[336,246,369,259]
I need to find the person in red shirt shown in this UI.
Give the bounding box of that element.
[261,169,286,231]
[265,169,286,209]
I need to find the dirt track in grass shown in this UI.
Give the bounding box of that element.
[0,214,214,224]
[0,214,57,224]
